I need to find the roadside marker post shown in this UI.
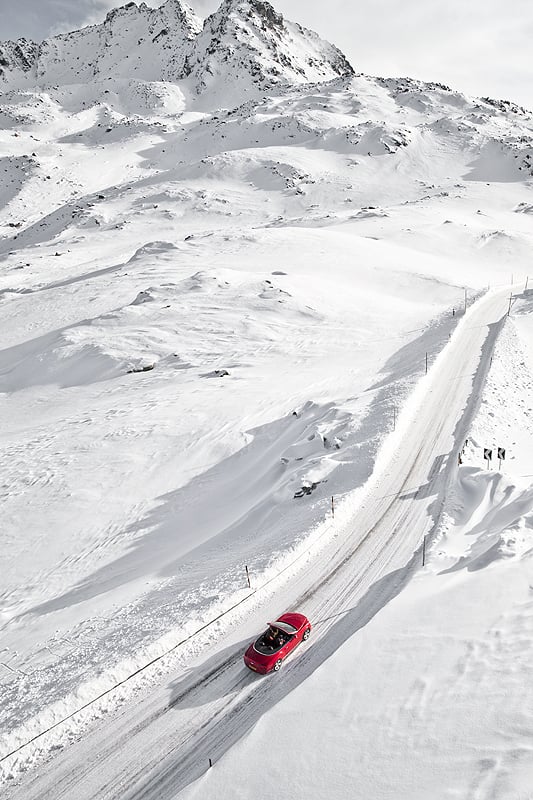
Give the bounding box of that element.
[331,496,335,518]
[245,565,251,588]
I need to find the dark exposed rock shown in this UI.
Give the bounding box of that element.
[294,481,324,498]
[127,364,155,373]
[203,368,230,378]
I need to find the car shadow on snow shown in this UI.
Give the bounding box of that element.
[166,637,260,711]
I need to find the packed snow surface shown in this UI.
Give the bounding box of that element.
[1,1,533,797]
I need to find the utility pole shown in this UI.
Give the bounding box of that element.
[507,294,513,316]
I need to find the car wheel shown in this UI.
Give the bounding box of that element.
[273,659,283,672]
[303,628,311,641]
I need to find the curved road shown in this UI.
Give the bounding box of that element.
[5,290,509,800]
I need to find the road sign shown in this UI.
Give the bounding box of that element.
[484,448,492,461]
[497,447,505,460]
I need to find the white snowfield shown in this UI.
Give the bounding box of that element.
[1,287,517,800]
[1,1,533,798]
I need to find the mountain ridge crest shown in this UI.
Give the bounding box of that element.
[0,0,353,96]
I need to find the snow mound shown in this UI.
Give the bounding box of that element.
[474,229,531,262]
[131,289,156,305]
[127,241,178,262]
[0,328,124,392]
[353,206,388,220]
[514,201,533,214]
[439,468,533,573]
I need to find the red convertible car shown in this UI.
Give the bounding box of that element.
[243,612,311,674]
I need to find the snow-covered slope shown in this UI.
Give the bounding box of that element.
[177,303,533,800]
[0,0,352,101]
[1,0,533,795]
[185,0,353,103]
[0,1,202,87]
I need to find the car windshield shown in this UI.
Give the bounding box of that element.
[272,621,298,635]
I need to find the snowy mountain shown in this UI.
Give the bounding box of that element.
[0,0,352,99]
[0,0,202,87]
[1,1,533,798]
[185,0,353,100]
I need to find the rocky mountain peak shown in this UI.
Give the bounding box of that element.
[219,0,285,29]
[186,0,353,101]
[0,39,39,78]
[0,0,353,102]
[0,0,203,88]
[103,1,147,24]
[95,0,200,34]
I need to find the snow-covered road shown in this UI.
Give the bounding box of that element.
[4,288,511,799]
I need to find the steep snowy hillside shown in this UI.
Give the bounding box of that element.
[0,0,352,102]
[1,0,533,794]
[0,0,202,87]
[185,0,353,104]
